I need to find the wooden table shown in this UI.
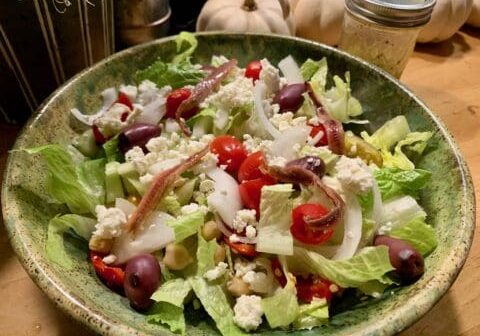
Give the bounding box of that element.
[0,27,479,336]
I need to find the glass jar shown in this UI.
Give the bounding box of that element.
[338,0,436,78]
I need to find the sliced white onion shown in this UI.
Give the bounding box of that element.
[254,82,281,139]
[332,191,363,261]
[112,211,175,264]
[278,55,304,84]
[206,167,243,228]
[115,198,136,217]
[70,87,118,126]
[271,125,311,161]
[148,158,182,175]
[136,96,166,125]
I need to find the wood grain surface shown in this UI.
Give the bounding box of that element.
[0,27,479,336]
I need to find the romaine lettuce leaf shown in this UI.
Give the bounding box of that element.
[262,258,299,328]
[257,184,294,255]
[307,58,328,98]
[382,131,433,170]
[323,73,364,123]
[390,217,437,256]
[361,116,411,152]
[291,246,394,293]
[24,145,105,214]
[102,136,123,163]
[148,302,186,335]
[172,32,198,64]
[380,196,427,231]
[151,278,192,307]
[374,167,431,200]
[167,210,204,243]
[189,276,246,336]
[159,195,182,216]
[292,298,329,330]
[134,58,204,89]
[196,232,218,276]
[301,58,327,81]
[46,214,96,269]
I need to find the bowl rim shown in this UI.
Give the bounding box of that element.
[1,31,476,336]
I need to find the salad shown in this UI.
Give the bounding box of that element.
[25,32,437,335]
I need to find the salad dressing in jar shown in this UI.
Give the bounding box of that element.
[338,0,436,78]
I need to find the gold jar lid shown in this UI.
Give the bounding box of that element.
[345,0,436,27]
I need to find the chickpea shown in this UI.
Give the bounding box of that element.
[201,220,222,241]
[163,243,193,271]
[227,276,252,297]
[89,235,113,254]
[214,245,226,265]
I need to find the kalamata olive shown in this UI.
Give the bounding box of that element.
[374,235,424,285]
[124,254,161,311]
[273,83,308,113]
[287,156,326,179]
[118,123,161,154]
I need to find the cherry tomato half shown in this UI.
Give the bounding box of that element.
[165,88,198,119]
[224,236,258,258]
[296,276,335,303]
[291,203,334,245]
[244,60,262,81]
[90,251,125,293]
[117,92,133,110]
[92,124,107,145]
[238,151,271,183]
[309,123,328,147]
[239,177,275,214]
[210,135,248,175]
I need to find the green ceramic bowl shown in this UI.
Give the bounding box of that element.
[2,33,475,336]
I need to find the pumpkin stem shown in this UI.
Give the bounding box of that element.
[242,0,257,11]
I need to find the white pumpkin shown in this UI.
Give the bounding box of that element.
[196,0,293,36]
[418,0,473,43]
[467,0,480,27]
[293,0,345,46]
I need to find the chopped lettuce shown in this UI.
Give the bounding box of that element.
[390,217,437,256]
[380,196,427,231]
[262,258,299,328]
[102,136,123,163]
[307,58,328,98]
[135,58,204,90]
[361,116,411,151]
[298,145,339,172]
[323,73,364,123]
[360,218,377,247]
[46,214,96,269]
[24,145,105,214]
[358,190,374,214]
[167,210,205,243]
[172,32,198,64]
[175,178,197,206]
[301,58,327,81]
[374,167,431,201]
[196,232,218,276]
[151,278,192,307]
[189,276,246,336]
[293,299,329,330]
[291,246,394,293]
[148,302,186,335]
[159,195,182,216]
[256,184,294,255]
[382,132,433,170]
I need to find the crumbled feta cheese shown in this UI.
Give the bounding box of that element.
[242,270,272,294]
[229,234,242,243]
[181,203,199,215]
[259,58,280,97]
[138,81,171,105]
[204,262,228,281]
[92,205,127,239]
[308,115,321,126]
[199,179,215,195]
[322,175,345,200]
[119,84,138,102]
[245,225,257,239]
[233,295,263,331]
[378,221,393,235]
[125,146,156,175]
[268,155,287,167]
[138,79,157,93]
[139,173,154,185]
[232,209,257,233]
[95,103,140,137]
[202,76,254,112]
[164,118,181,134]
[146,136,169,153]
[335,156,374,194]
[234,258,257,277]
[242,134,273,154]
[102,254,117,264]
[270,112,307,131]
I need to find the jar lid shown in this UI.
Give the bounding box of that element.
[345,0,436,28]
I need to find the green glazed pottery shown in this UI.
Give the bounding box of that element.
[1,33,475,336]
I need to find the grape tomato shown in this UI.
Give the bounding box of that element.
[291,203,334,245]
[210,135,247,175]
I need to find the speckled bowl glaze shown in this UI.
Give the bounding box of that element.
[2,33,475,336]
